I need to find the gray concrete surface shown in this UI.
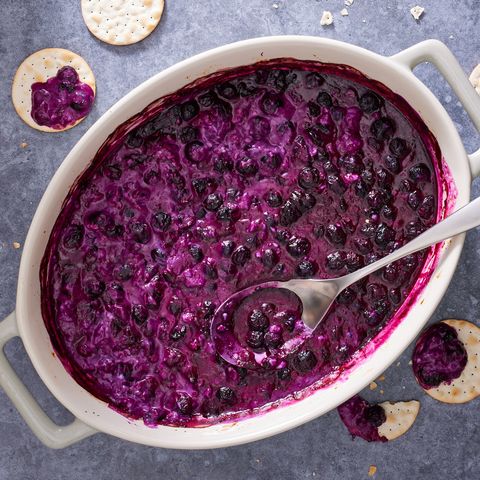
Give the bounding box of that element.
[1,1,479,479]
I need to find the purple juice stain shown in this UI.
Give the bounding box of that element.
[31,66,94,129]
[412,322,467,389]
[337,395,387,442]
[40,59,443,427]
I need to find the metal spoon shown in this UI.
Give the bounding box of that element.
[211,195,480,369]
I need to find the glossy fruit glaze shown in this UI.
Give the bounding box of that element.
[337,395,387,442]
[31,66,94,129]
[41,59,445,427]
[412,322,467,389]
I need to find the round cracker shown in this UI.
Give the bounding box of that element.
[378,400,420,441]
[422,320,480,404]
[81,0,164,46]
[12,48,96,132]
[469,64,480,95]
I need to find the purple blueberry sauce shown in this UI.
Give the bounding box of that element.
[31,66,94,129]
[41,59,445,427]
[214,287,310,370]
[337,395,387,442]
[412,322,467,389]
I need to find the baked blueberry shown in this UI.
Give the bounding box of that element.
[317,91,333,107]
[409,163,431,183]
[298,167,320,189]
[265,190,283,207]
[389,137,409,159]
[296,259,318,278]
[213,153,233,173]
[326,250,347,270]
[152,211,172,231]
[170,325,187,341]
[176,394,194,415]
[280,200,302,226]
[370,117,395,140]
[132,304,148,325]
[286,236,311,257]
[305,72,325,89]
[221,240,235,257]
[326,224,346,246]
[359,91,382,113]
[249,116,271,140]
[180,100,200,121]
[261,248,279,268]
[216,387,236,404]
[217,82,238,99]
[204,193,223,212]
[236,157,259,176]
[232,245,251,266]
[246,330,265,349]
[189,244,204,263]
[293,350,318,373]
[248,310,269,331]
[131,222,151,244]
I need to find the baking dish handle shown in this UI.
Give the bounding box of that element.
[0,311,96,448]
[390,39,480,178]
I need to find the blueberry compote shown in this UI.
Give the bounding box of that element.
[41,59,443,427]
[337,395,387,442]
[412,323,467,389]
[31,66,94,129]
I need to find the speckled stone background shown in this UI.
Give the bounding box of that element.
[1,1,479,479]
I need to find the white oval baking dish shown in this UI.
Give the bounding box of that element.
[1,36,480,449]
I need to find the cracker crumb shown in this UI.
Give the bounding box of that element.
[320,11,334,26]
[345,0,354,6]
[410,6,425,20]
[369,381,378,390]
[272,2,279,9]
[396,362,401,367]
[378,375,386,381]
[20,142,28,148]
[340,8,349,16]
[408,360,412,365]
[368,465,377,477]
[13,242,21,249]
[380,389,384,394]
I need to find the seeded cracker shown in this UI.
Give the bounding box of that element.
[81,0,164,46]
[377,400,420,441]
[423,320,480,403]
[469,64,480,95]
[12,48,96,132]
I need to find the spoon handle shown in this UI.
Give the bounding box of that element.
[341,195,480,289]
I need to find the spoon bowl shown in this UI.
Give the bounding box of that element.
[212,194,480,368]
